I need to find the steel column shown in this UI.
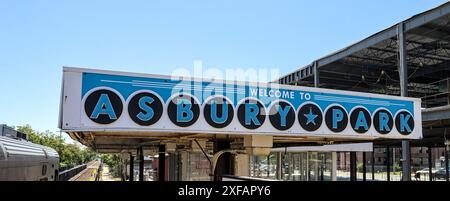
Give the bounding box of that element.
[362,152,366,181]
[350,152,357,181]
[121,157,125,181]
[398,22,412,181]
[159,145,166,181]
[372,149,375,181]
[129,153,134,181]
[139,147,144,181]
[320,154,324,181]
[313,61,319,87]
[276,152,282,180]
[428,147,433,181]
[386,146,390,181]
[445,145,449,181]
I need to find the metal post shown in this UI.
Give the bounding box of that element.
[129,153,134,181]
[372,150,375,181]
[362,152,366,181]
[320,154,324,181]
[287,154,292,180]
[159,145,166,181]
[350,152,357,181]
[139,147,144,181]
[306,152,309,181]
[428,147,433,181]
[447,79,450,105]
[276,152,282,180]
[445,145,449,181]
[386,146,390,181]
[313,61,319,88]
[120,157,125,181]
[398,22,412,181]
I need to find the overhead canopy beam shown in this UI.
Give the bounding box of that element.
[422,105,450,121]
[409,24,450,43]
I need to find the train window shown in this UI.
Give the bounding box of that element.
[42,165,47,176]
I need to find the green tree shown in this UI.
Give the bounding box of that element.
[100,154,122,177]
[16,124,97,168]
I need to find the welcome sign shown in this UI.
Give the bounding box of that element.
[59,67,422,140]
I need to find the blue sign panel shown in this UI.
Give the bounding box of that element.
[61,67,422,140]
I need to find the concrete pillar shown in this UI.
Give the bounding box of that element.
[243,135,273,156]
[165,143,178,181]
[180,151,189,181]
[398,22,412,181]
[234,154,250,177]
[168,152,180,181]
[213,141,232,181]
[331,152,337,181]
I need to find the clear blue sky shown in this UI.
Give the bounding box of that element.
[0,0,446,139]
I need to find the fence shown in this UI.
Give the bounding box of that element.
[58,164,87,181]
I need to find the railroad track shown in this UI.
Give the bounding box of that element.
[70,160,102,181]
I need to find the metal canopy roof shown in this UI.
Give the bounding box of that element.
[277,2,450,147]
[278,2,450,109]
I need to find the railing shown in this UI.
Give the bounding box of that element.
[58,164,87,181]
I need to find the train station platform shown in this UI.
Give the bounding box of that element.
[69,160,101,181]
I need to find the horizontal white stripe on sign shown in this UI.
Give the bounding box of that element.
[101,79,246,94]
[314,95,405,107]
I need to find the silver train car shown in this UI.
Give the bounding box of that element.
[0,136,60,181]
